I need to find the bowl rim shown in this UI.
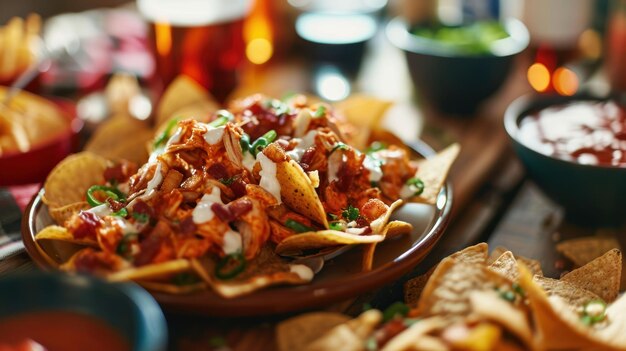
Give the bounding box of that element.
[504,92,626,171]
[386,17,530,58]
[0,271,168,351]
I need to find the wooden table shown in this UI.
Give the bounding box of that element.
[0,27,620,351]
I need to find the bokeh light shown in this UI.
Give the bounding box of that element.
[553,67,579,96]
[527,63,550,92]
[246,38,273,65]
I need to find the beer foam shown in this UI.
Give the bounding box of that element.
[138,0,252,26]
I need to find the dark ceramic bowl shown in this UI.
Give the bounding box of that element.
[504,93,626,226]
[0,272,167,351]
[387,18,529,116]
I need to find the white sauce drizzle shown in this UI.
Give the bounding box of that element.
[286,130,318,161]
[87,204,112,217]
[149,127,183,163]
[141,162,163,200]
[192,187,224,224]
[114,217,139,235]
[242,152,256,171]
[363,154,383,182]
[400,184,417,199]
[293,109,313,137]
[257,152,282,204]
[222,228,242,254]
[289,264,314,281]
[346,227,368,235]
[203,125,225,145]
[327,152,345,183]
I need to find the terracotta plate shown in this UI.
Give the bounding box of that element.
[22,140,452,316]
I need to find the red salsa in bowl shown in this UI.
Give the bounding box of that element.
[518,100,626,167]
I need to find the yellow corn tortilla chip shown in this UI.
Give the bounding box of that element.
[379,317,448,351]
[155,75,216,127]
[275,231,384,256]
[448,323,502,351]
[362,200,408,271]
[489,251,519,282]
[35,225,98,247]
[556,236,621,267]
[48,201,90,225]
[410,143,460,205]
[42,152,109,209]
[561,249,621,303]
[84,116,152,164]
[488,246,507,264]
[488,246,543,277]
[469,290,533,349]
[191,246,313,298]
[303,310,382,351]
[518,263,626,351]
[533,275,602,309]
[136,280,207,294]
[276,312,351,351]
[107,259,192,282]
[276,160,329,228]
[404,265,437,308]
[450,242,488,265]
[334,94,392,130]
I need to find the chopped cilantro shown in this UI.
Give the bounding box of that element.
[342,205,359,221]
[382,302,410,322]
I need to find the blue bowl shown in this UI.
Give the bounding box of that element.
[387,17,529,116]
[0,272,167,351]
[504,93,626,226]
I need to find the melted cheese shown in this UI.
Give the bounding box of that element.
[222,228,242,254]
[203,125,225,145]
[289,264,314,281]
[192,187,223,223]
[257,152,282,204]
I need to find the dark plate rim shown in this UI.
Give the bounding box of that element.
[22,140,452,317]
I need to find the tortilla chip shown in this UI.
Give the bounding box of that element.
[277,312,351,351]
[561,249,621,303]
[155,75,215,127]
[362,200,408,271]
[517,263,625,351]
[448,322,502,351]
[489,251,519,282]
[488,246,543,277]
[191,246,313,298]
[488,246,507,264]
[137,280,207,294]
[84,116,152,164]
[35,225,97,247]
[450,242,488,265]
[275,231,384,256]
[42,152,109,208]
[418,257,487,318]
[469,290,533,348]
[380,317,448,351]
[404,265,437,308]
[48,201,90,225]
[276,160,328,228]
[303,310,382,351]
[410,143,460,205]
[556,236,621,267]
[533,275,602,309]
[168,99,218,123]
[107,259,192,282]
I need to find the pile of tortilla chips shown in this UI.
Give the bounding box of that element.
[33,75,459,299]
[277,242,626,350]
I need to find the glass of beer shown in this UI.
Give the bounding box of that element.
[137,0,252,102]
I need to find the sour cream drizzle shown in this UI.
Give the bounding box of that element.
[257,152,282,203]
[289,264,314,281]
[142,162,163,200]
[286,130,318,162]
[202,125,225,145]
[363,154,383,182]
[192,187,223,223]
[222,228,242,254]
[87,204,112,217]
[149,127,183,163]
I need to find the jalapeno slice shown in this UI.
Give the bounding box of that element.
[215,252,246,280]
[285,219,315,233]
[86,185,126,207]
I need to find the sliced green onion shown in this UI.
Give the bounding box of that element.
[112,208,128,218]
[382,302,410,322]
[366,141,387,154]
[499,290,516,302]
[208,110,233,128]
[86,185,126,207]
[285,219,315,233]
[406,177,425,196]
[581,300,607,325]
[269,99,289,115]
[116,233,138,258]
[330,142,349,154]
[342,205,360,222]
[240,134,251,153]
[132,212,149,223]
[251,130,277,156]
[153,117,180,148]
[313,105,326,118]
[329,221,345,231]
[215,252,246,280]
